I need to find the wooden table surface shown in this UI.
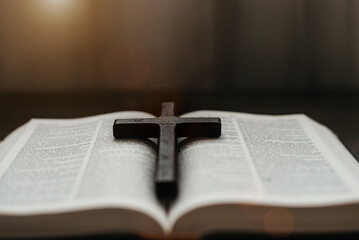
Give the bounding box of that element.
[0,90,358,239]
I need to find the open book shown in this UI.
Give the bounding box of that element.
[0,110,359,238]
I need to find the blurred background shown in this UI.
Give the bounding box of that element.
[0,0,359,92]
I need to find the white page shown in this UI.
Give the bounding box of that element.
[169,111,359,227]
[0,112,166,226]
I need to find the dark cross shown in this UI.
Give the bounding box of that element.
[113,102,221,201]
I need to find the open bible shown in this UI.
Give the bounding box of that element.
[0,110,359,238]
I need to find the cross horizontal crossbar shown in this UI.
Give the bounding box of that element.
[113,117,221,138]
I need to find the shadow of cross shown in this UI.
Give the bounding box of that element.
[113,102,221,201]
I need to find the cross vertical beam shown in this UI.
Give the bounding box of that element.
[157,122,177,199]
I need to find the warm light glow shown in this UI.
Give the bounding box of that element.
[46,0,71,7]
[37,0,74,12]
[36,0,81,18]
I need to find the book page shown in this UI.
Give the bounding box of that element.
[0,112,166,227]
[169,111,359,228]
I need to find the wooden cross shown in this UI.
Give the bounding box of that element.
[113,102,221,201]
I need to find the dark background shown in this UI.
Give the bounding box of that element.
[1,0,359,92]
